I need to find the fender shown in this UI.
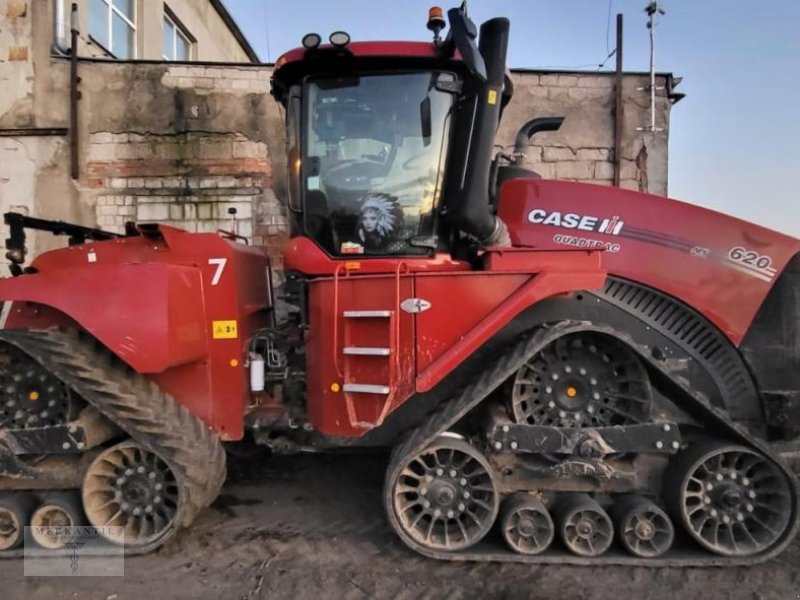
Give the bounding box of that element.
[0,263,207,372]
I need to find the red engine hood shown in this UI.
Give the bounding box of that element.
[497,179,800,345]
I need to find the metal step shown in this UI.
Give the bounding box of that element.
[342,383,391,395]
[343,310,392,318]
[343,347,391,356]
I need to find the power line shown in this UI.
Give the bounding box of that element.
[605,0,614,55]
[262,0,271,63]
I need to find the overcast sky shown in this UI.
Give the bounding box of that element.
[225,0,800,238]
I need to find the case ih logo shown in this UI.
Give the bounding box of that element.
[528,209,625,236]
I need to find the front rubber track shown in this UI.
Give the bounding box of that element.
[0,328,226,555]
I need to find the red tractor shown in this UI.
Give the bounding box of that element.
[0,5,797,565]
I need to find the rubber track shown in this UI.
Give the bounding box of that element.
[384,321,800,567]
[0,328,226,556]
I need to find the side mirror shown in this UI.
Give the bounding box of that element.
[420,96,432,146]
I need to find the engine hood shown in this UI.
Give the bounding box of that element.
[496,178,800,345]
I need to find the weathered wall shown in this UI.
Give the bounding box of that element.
[498,71,670,194]
[80,63,286,265]
[1,0,675,276]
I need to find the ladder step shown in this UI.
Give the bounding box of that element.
[343,347,391,356]
[343,310,392,318]
[343,383,391,395]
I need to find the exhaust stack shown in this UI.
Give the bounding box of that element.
[447,14,511,248]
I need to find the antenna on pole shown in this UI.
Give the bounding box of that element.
[637,2,665,133]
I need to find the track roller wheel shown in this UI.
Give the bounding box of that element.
[555,494,614,557]
[613,496,674,558]
[82,441,180,547]
[0,493,33,551]
[386,436,499,552]
[668,441,794,557]
[30,491,83,549]
[500,493,554,555]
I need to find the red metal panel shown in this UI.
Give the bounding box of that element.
[283,236,470,275]
[304,248,605,436]
[0,228,272,439]
[414,258,605,393]
[306,273,415,437]
[497,179,800,344]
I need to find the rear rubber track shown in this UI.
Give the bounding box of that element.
[384,321,800,567]
[0,328,226,555]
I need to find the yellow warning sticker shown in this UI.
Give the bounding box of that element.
[487,89,498,105]
[212,320,238,339]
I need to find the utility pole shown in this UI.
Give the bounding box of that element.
[638,2,665,133]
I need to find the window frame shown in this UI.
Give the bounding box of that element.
[89,0,137,59]
[162,8,195,61]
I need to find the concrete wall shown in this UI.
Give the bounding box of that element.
[499,71,671,194]
[1,0,675,276]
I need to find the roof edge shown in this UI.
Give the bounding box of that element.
[208,0,260,64]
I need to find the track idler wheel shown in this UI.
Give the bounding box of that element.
[387,436,499,552]
[0,493,33,551]
[500,493,554,555]
[82,441,181,547]
[668,441,794,557]
[613,496,674,558]
[555,494,614,557]
[30,491,84,549]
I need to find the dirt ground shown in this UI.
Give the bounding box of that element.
[0,451,798,600]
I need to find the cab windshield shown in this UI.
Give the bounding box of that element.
[302,71,454,256]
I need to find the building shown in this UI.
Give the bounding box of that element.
[58,0,258,62]
[0,1,681,273]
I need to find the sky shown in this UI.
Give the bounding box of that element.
[225,0,800,237]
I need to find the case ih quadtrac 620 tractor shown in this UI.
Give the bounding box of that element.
[0,5,798,566]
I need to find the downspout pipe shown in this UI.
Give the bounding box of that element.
[449,17,511,248]
[70,3,79,180]
[53,0,69,54]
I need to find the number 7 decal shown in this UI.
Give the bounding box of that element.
[208,258,227,286]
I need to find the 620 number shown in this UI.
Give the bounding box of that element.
[728,246,772,270]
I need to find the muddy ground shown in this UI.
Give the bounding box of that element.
[0,451,798,600]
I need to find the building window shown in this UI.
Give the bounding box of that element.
[163,11,193,61]
[88,0,135,59]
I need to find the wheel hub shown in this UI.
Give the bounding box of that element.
[517,516,537,537]
[510,332,652,429]
[555,381,590,412]
[718,486,744,510]
[432,483,456,507]
[576,518,595,539]
[634,520,655,541]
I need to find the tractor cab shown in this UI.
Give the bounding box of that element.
[271,5,515,260]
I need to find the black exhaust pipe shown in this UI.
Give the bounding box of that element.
[512,117,565,165]
[448,16,511,247]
